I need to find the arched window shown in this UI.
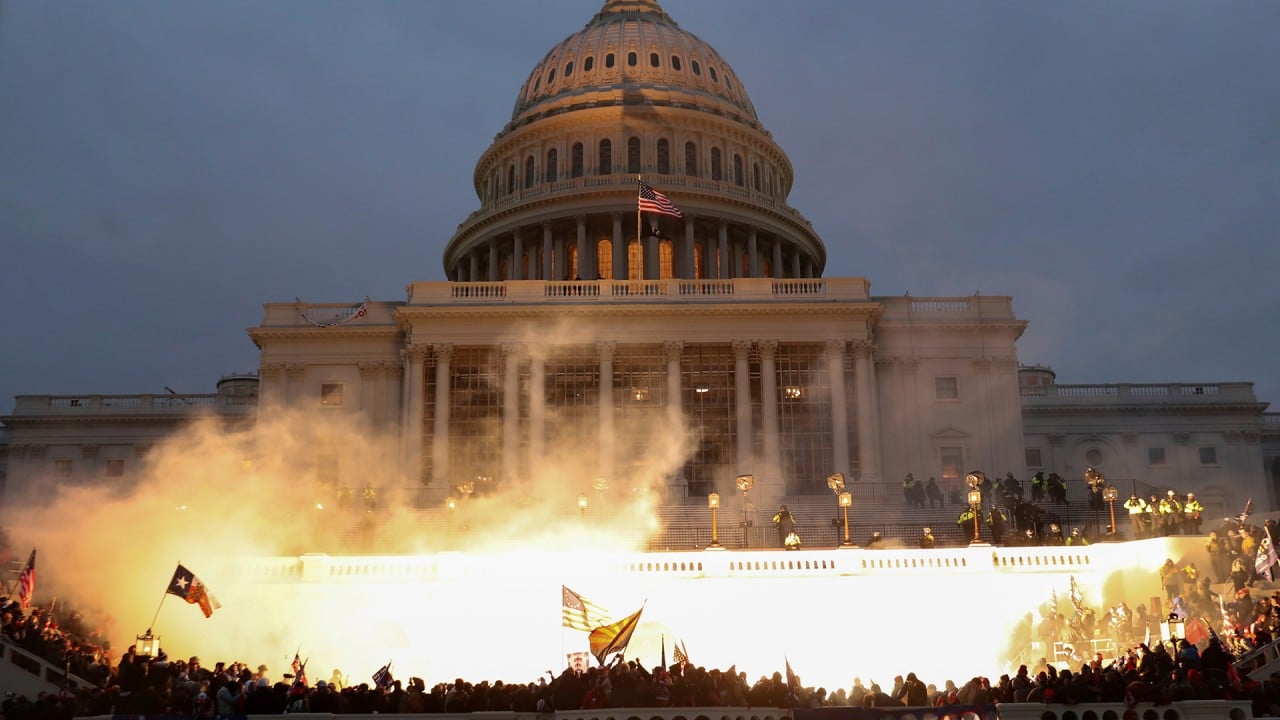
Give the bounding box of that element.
[584,56,594,72]
[571,143,584,178]
[605,53,615,69]
[548,68,556,85]
[564,61,574,77]
[733,154,744,186]
[598,139,612,175]
[507,164,516,195]
[627,51,638,67]
[709,66,718,82]
[545,148,558,182]
[649,52,660,68]
[627,137,641,174]
[752,162,761,191]
[524,156,535,188]
[659,239,674,278]
[656,138,670,175]
[597,238,613,280]
[671,56,682,71]
[685,141,698,177]
[711,148,722,181]
[693,243,704,279]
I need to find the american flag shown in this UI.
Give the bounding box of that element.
[17,549,35,609]
[292,651,308,686]
[638,181,683,218]
[562,585,611,632]
[1069,576,1084,616]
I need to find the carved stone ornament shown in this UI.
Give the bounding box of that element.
[431,343,454,362]
[259,362,286,379]
[731,340,753,356]
[595,341,616,360]
[849,340,874,358]
[756,339,778,358]
[284,363,306,380]
[663,340,684,359]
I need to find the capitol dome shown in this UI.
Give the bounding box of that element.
[444,0,827,284]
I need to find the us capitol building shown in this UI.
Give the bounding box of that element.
[3,0,1277,532]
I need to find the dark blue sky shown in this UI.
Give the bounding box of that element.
[1,0,1277,409]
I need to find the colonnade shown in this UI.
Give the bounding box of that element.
[450,214,817,282]
[399,339,883,493]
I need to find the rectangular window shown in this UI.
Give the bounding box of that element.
[1025,448,1042,468]
[105,458,125,477]
[1148,447,1167,466]
[940,446,963,481]
[935,377,958,400]
[1199,446,1218,465]
[54,459,72,477]
[320,383,344,406]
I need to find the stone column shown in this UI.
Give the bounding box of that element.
[431,343,454,487]
[469,253,481,283]
[790,252,801,279]
[852,340,882,483]
[732,340,754,472]
[542,224,554,281]
[359,361,382,420]
[772,241,783,279]
[402,345,429,484]
[758,340,781,478]
[529,349,546,466]
[597,341,615,480]
[612,213,626,280]
[825,339,850,480]
[664,341,683,427]
[488,239,500,282]
[683,215,696,280]
[718,221,730,279]
[554,235,566,281]
[513,230,524,280]
[644,231,659,280]
[575,215,588,280]
[502,343,521,484]
[748,227,759,278]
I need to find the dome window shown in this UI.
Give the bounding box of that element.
[584,56,594,72]
[605,53,615,69]
[564,61,574,77]
[649,52,660,68]
[627,51,638,67]
[733,154,744,186]
[691,60,702,76]
[548,68,556,85]
[545,148,558,183]
[533,77,541,93]
[524,156,535,189]
[709,66,719,82]
[711,147,723,181]
[725,75,733,91]
[598,139,612,176]
[752,162,761,191]
[656,139,671,175]
[571,143,584,179]
[671,56,682,71]
[627,137,641,174]
[684,141,698,177]
[507,165,516,195]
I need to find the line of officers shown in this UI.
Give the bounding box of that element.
[949,505,1090,547]
[1121,490,1204,538]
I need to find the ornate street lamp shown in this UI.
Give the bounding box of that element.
[136,629,161,658]
[966,472,985,544]
[708,491,721,548]
[827,472,846,492]
[839,490,854,546]
[1103,485,1120,535]
[577,492,589,518]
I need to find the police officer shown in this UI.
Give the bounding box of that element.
[1123,493,1150,538]
[1159,490,1183,536]
[1066,527,1089,546]
[1183,493,1205,535]
[920,527,936,549]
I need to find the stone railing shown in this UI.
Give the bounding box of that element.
[1021,382,1258,404]
[1262,413,1280,431]
[405,277,871,305]
[10,393,257,416]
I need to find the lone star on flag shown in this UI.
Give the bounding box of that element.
[174,576,189,591]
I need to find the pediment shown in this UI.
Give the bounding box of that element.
[930,424,971,440]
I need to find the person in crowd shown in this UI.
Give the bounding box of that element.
[924,477,943,509]
[919,527,935,549]
[771,504,796,547]
[1067,527,1088,546]
[866,531,884,549]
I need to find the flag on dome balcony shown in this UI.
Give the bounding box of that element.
[166,563,220,618]
[638,181,683,218]
[588,605,644,665]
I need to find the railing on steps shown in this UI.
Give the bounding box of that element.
[0,637,95,693]
[1237,633,1280,680]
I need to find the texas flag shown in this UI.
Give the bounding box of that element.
[166,564,220,618]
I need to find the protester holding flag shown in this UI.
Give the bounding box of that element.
[165,563,220,617]
[17,548,35,609]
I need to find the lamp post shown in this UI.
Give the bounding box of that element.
[1103,485,1119,535]
[577,492,588,519]
[446,496,457,535]
[839,490,853,546]
[965,471,985,544]
[708,491,721,547]
[136,629,161,659]
[736,474,755,547]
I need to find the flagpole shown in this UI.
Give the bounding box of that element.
[636,175,642,278]
[148,589,169,632]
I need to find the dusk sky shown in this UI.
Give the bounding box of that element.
[2,0,1277,410]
